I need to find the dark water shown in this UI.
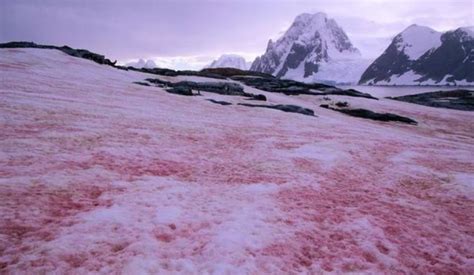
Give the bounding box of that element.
[339,85,474,98]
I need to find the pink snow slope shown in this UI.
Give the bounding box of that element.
[1,48,473,274]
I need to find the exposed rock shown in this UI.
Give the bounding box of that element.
[145,78,252,97]
[320,105,417,124]
[335,101,349,108]
[238,103,315,116]
[133,81,151,87]
[320,88,377,99]
[231,75,329,95]
[145,78,172,88]
[166,86,194,96]
[231,75,377,99]
[174,81,246,96]
[387,89,474,111]
[248,94,267,101]
[200,67,274,78]
[206,99,232,106]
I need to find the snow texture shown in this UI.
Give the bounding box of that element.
[397,25,442,60]
[1,48,474,274]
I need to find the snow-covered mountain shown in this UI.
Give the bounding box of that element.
[126,58,157,69]
[359,25,474,85]
[250,12,369,84]
[205,54,250,70]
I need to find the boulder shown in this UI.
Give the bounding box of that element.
[238,103,315,116]
[206,99,232,106]
[133,81,151,87]
[166,86,194,96]
[248,94,267,101]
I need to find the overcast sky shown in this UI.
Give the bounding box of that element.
[1,0,472,69]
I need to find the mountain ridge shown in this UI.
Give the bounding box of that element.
[250,12,368,85]
[359,25,474,85]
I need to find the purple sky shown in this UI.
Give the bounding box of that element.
[1,0,472,69]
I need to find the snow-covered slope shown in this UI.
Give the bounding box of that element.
[360,25,474,85]
[251,12,368,84]
[126,58,157,69]
[397,25,442,60]
[205,54,249,70]
[1,48,474,274]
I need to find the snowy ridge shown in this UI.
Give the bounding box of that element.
[126,58,157,69]
[205,54,250,70]
[396,25,442,60]
[360,25,474,85]
[251,12,365,84]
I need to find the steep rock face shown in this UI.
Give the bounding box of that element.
[251,12,366,84]
[205,54,249,70]
[359,25,473,85]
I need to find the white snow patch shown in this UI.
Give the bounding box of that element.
[398,25,442,60]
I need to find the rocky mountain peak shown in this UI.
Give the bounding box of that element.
[359,25,473,85]
[250,12,364,84]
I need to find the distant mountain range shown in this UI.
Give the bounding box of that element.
[126,58,157,69]
[248,12,473,86]
[359,25,473,85]
[205,54,251,70]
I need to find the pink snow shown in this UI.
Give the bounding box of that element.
[0,48,473,273]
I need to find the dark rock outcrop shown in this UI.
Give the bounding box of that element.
[230,76,377,99]
[248,94,267,101]
[133,81,151,87]
[174,81,246,96]
[200,68,274,78]
[387,89,474,111]
[238,103,315,116]
[320,105,417,124]
[335,101,349,108]
[144,78,264,98]
[145,78,172,87]
[145,79,249,96]
[166,86,194,96]
[206,99,232,106]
